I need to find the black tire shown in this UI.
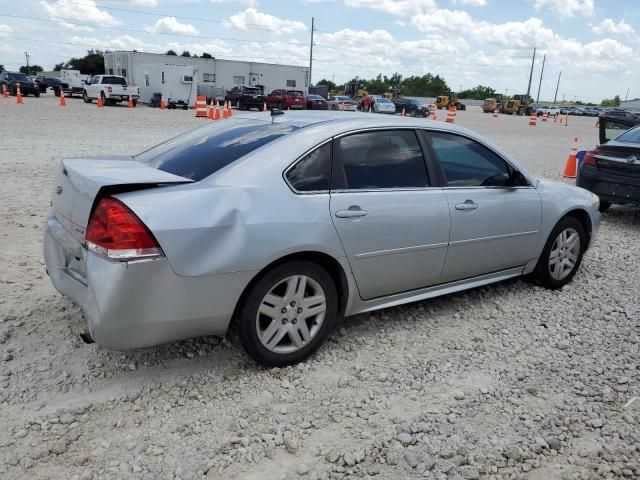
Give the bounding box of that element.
[532,216,586,289]
[101,92,107,106]
[598,201,611,213]
[54,88,61,97]
[132,100,137,107]
[237,261,338,367]
[10,85,16,96]
[83,90,91,103]
[34,91,40,98]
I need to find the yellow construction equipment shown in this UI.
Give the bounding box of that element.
[435,91,466,110]
[481,94,504,113]
[501,94,534,116]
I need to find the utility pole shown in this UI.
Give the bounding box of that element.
[536,54,546,103]
[625,87,630,101]
[526,47,536,99]
[25,51,30,75]
[553,71,561,104]
[308,17,314,91]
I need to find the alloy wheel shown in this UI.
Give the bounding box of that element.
[548,227,580,281]
[256,275,326,354]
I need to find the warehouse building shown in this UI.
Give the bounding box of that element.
[102,51,309,104]
[620,98,640,111]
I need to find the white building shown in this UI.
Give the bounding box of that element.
[103,51,309,103]
[620,99,640,111]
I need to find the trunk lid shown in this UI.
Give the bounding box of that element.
[51,156,191,240]
[595,142,640,179]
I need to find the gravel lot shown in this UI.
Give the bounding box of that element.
[1,95,638,480]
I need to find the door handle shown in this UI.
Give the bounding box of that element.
[335,206,368,218]
[455,200,479,211]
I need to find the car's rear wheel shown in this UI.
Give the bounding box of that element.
[237,261,338,367]
[83,90,91,103]
[533,216,585,289]
[598,201,611,212]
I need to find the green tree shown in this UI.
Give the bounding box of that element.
[67,50,105,75]
[458,85,495,100]
[201,52,213,59]
[20,65,43,75]
[316,78,337,91]
[0,65,5,73]
[181,50,191,57]
[53,62,67,71]
[601,95,621,107]
[165,49,177,56]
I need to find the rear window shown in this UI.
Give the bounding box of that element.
[136,119,298,181]
[101,76,127,85]
[287,90,304,96]
[615,125,640,144]
[245,87,263,94]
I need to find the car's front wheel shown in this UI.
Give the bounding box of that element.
[83,90,91,103]
[533,216,586,289]
[237,261,338,367]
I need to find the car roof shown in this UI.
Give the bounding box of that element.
[235,110,471,133]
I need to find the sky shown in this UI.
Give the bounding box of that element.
[0,0,638,102]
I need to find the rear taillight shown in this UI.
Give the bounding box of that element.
[107,86,112,93]
[584,150,597,166]
[85,197,162,260]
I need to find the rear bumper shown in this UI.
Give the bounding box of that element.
[44,214,255,350]
[577,165,640,206]
[239,98,265,108]
[106,94,139,101]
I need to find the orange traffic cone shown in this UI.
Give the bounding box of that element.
[446,106,456,123]
[16,84,23,104]
[528,112,537,126]
[401,107,406,116]
[207,100,214,120]
[97,96,103,108]
[493,107,499,118]
[554,114,557,124]
[128,95,134,109]
[160,95,166,110]
[562,137,579,178]
[59,90,66,107]
[227,101,233,117]
[594,119,599,128]
[564,114,569,127]
[2,84,8,98]
[215,101,221,120]
[263,101,267,112]
[542,112,548,122]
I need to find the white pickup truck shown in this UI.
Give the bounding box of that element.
[82,75,140,106]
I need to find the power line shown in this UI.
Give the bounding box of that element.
[45,0,308,31]
[0,35,306,64]
[0,13,290,45]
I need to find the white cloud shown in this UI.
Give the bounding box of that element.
[211,0,258,5]
[109,0,159,6]
[41,0,120,26]
[591,18,636,37]
[0,24,13,37]
[454,0,488,6]
[146,17,199,35]
[68,34,156,51]
[226,8,306,35]
[532,0,594,18]
[342,0,437,15]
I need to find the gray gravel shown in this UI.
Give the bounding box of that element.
[0,95,638,479]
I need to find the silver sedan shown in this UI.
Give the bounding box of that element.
[44,111,600,366]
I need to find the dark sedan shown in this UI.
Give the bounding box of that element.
[578,125,640,211]
[392,97,428,117]
[306,94,328,110]
[35,76,70,96]
[0,71,40,97]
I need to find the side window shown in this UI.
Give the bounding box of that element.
[335,130,429,190]
[429,133,512,187]
[286,143,332,192]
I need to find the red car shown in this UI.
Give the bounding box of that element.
[306,94,328,110]
[266,89,306,110]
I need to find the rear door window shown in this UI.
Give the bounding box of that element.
[286,143,332,192]
[136,119,298,181]
[333,130,429,190]
[614,125,640,143]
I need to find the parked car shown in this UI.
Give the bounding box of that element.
[44,111,600,367]
[578,124,640,212]
[327,95,358,111]
[393,97,429,117]
[266,89,306,110]
[0,71,40,97]
[226,85,265,111]
[536,105,560,117]
[582,107,600,117]
[305,94,328,110]
[372,97,396,114]
[82,75,140,106]
[597,110,640,144]
[34,76,69,97]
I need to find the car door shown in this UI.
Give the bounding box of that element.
[330,129,451,300]
[424,131,541,283]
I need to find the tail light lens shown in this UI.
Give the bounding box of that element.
[107,86,112,93]
[86,197,163,260]
[584,150,598,166]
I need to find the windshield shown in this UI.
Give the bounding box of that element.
[101,76,127,85]
[377,98,390,103]
[136,119,298,181]
[615,125,640,144]
[10,73,31,82]
[337,96,351,101]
